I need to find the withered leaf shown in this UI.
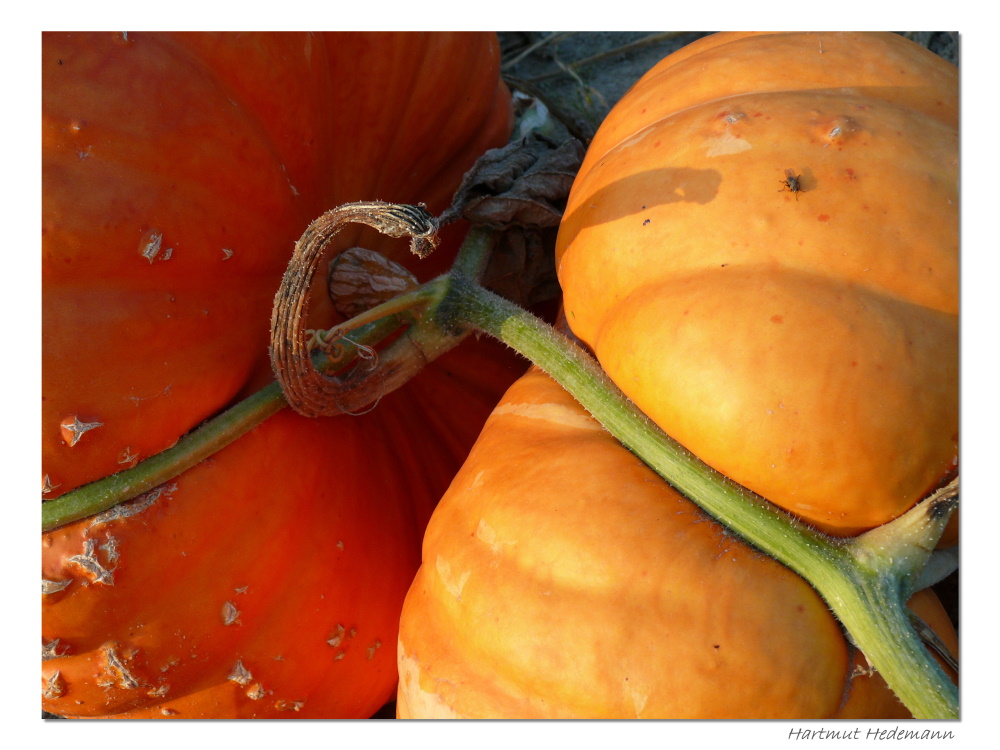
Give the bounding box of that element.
[446,134,585,230]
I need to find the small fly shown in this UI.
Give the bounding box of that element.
[779,169,803,200]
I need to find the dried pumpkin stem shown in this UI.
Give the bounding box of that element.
[269,201,441,417]
[441,270,958,720]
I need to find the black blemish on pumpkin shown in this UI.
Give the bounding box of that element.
[929,494,958,521]
[642,219,650,226]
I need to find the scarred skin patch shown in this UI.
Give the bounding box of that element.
[60,416,103,446]
[91,483,175,526]
[42,639,69,661]
[493,402,603,432]
[101,643,141,690]
[327,624,346,648]
[435,556,471,601]
[228,660,253,686]
[42,579,72,595]
[44,671,66,699]
[474,518,517,556]
[246,683,267,700]
[705,131,753,157]
[67,538,117,585]
[222,601,241,626]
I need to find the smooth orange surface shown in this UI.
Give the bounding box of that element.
[42,32,520,718]
[396,369,957,718]
[556,32,958,534]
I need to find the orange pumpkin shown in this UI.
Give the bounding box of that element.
[396,368,957,719]
[555,32,958,535]
[42,31,520,718]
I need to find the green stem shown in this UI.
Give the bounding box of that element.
[450,224,497,282]
[823,571,959,718]
[442,271,958,719]
[42,382,286,533]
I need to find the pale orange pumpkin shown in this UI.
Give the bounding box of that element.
[396,368,957,718]
[555,32,958,535]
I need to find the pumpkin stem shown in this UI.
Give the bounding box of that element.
[848,477,958,597]
[268,201,455,417]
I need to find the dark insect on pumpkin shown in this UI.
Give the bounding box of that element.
[779,169,803,200]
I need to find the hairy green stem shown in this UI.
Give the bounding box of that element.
[42,383,285,533]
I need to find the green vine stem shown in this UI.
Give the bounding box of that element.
[437,267,959,720]
[42,381,285,533]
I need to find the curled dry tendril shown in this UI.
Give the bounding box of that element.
[269,201,439,417]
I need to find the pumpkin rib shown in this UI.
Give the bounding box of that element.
[582,32,957,170]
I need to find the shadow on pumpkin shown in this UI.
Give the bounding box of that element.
[559,167,722,244]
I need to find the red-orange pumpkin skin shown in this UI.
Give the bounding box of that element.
[395,369,957,719]
[42,32,521,719]
[555,32,958,535]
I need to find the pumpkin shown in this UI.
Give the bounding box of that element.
[396,368,958,719]
[555,31,958,535]
[42,31,521,718]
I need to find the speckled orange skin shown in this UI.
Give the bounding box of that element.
[555,32,958,535]
[42,32,521,718]
[395,369,957,719]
